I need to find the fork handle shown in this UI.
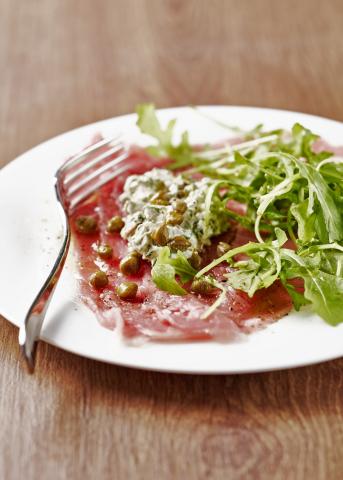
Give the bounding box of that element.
[19,206,71,372]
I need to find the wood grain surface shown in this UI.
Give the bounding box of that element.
[1,1,343,479]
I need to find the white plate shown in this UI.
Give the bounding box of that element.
[1,106,343,374]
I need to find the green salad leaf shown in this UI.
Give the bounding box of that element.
[303,272,343,325]
[197,239,343,325]
[136,103,195,168]
[293,159,343,242]
[135,107,343,325]
[290,200,316,244]
[136,103,175,152]
[197,235,285,298]
[151,247,196,295]
[289,123,333,164]
[282,246,343,325]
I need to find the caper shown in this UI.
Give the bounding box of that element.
[89,270,108,288]
[189,251,202,269]
[119,253,141,275]
[166,211,183,226]
[75,215,97,234]
[116,281,138,300]
[107,216,125,233]
[168,236,191,251]
[173,199,187,213]
[150,191,169,206]
[217,241,231,257]
[155,180,167,192]
[177,189,188,198]
[191,279,215,295]
[96,244,113,259]
[151,224,169,246]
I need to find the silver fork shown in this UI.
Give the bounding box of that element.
[19,135,130,372]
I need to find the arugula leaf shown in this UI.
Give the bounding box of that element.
[290,123,318,158]
[294,159,343,242]
[197,236,343,324]
[254,171,299,242]
[226,256,271,297]
[136,103,175,154]
[282,247,343,325]
[151,263,187,295]
[273,227,288,247]
[315,248,343,276]
[290,200,316,243]
[303,271,343,325]
[221,229,286,297]
[289,123,332,164]
[136,107,343,324]
[167,249,197,282]
[281,280,309,311]
[167,131,195,169]
[197,239,283,297]
[319,160,343,184]
[151,247,196,295]
[229,249,283,297]
[136,103,195,168]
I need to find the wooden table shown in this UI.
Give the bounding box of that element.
[1,1,343,478]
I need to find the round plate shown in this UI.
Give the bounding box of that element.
[1,106,343,374]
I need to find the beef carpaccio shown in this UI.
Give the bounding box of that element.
[70,144,293,341]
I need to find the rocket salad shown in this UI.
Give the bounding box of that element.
[133,104,343,326]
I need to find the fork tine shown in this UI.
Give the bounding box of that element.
[63,141,124,186]
[59,134,121,173]
[69,161,135,210]
[67,149,129,196]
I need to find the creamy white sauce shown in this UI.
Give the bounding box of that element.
[120,169,228,260]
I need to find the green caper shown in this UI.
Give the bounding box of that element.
[191,279,215,295]
[107,216,125,233]
[173,199,187,213]
[119,253,141,275]
[75,215,97,234]
[168,235,191,251]
[150,191,169,206]
[177,189,188,198]
[166,211,183,226]
[217,241,231,257]
[151,224,169,246]
[155,180,167,192]
[96,244,113,259]
[89,270,108,288]
[116,281,138,300]
[189,251,202,269]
